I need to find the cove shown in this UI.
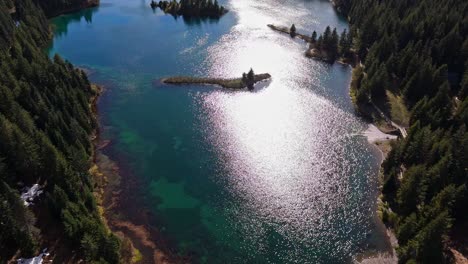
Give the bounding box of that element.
[49,0,390,262]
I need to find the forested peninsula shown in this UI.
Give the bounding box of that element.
[333,0,468,263]
[268,23,355,64]
[0,0,122,263]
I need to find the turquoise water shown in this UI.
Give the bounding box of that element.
[49,1,386,263]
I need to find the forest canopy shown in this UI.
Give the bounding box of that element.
[335,0,468,263]
[0,0,120,262]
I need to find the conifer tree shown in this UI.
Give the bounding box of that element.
[290,24,296,37]
[311,30,317,43]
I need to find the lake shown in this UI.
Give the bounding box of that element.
[49,0,388,262]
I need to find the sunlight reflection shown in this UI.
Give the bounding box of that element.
[192,0,375,260]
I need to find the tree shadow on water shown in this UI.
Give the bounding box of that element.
[52,7,98,37]
[181,14,220,26]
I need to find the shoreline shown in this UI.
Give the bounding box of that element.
[94,149,174,264]
[89,84,177,263]
[362,124,397,159]
[47,0,99,18]
[349,62,407,264]
[357,124,399,264]
[87,5,397,264]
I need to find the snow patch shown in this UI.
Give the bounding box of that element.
[17,249,50,264]
[20,184,43,207]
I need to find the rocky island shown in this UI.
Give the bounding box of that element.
[162,69,271,90]
[151,0,228,18]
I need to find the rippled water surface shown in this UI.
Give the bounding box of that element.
[50,0,386,262]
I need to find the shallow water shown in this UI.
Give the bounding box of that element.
[49,0,387,262]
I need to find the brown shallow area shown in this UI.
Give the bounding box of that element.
[90,81,186,263]
[95,128,184,263]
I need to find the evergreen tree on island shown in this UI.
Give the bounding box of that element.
[308,25,348,62]
[290,24,296,37]
[316,35,323,49]
[323,26,331,45]
[329,28,339,60]
[339,29,352,57]
[242,72,247,84]
[311,30,317,43]
[242,68,255,90]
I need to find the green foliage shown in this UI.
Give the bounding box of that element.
[290,24,296,37]
[0,0,120,262]
[0,181,38,262]
[241,68,256,90]
[247,68,254,81]
[459,68,468,100]
[312,25,353,61]
[339,29,352,57]
[311,30,317,42]
[0,0,14,49]
[334,0,468,262]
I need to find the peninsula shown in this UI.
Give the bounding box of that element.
[151,0,228,18]
[268,24,355,65]
[162,69,271,90]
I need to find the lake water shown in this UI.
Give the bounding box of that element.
[49,0,387,263]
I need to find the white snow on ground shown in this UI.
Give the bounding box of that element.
[17,249,50,264]
[20,184,43,207]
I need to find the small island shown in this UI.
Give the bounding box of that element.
[162,69,271,90]
[151,0,228,18]
[268,24,356,65]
